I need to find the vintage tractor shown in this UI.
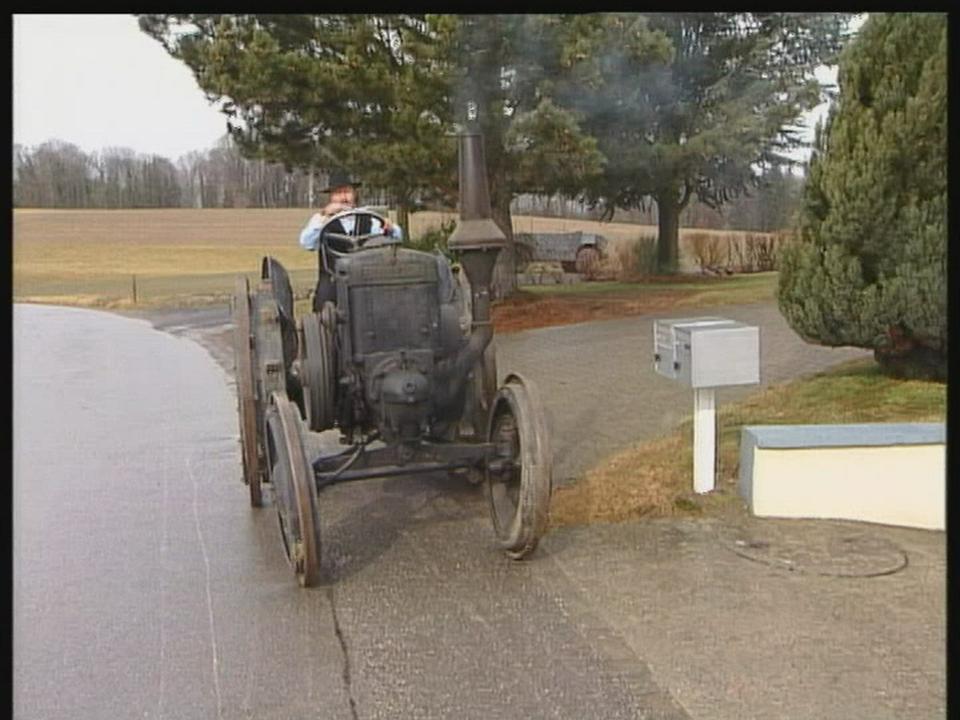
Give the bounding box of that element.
[231,133,553,586]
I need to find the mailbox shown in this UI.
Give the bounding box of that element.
[653,315,761,494]
[654,317,759,388]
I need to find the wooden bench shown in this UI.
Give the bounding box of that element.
[738,423,945,530]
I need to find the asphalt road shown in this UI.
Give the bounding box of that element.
[13,303,686,720]
[16,302,939,720]
[135,302,872,485]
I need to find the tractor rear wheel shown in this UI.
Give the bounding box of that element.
[485,374,553,559]
[261,256,299,371]
[266,392,322,587]
[232,275,263,507]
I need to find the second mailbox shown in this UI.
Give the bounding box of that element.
[654,316,760,388]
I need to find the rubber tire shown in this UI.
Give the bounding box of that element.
[266,392,322,587]
[575,246,601,279]
[232,275,263,507]
[485,374,552,559]
[301,311,336,432]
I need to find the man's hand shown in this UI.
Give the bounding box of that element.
[322,201,352,216]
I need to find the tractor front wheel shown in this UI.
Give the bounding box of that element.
[266,392,322,587]
[232,275,262,507]
[485,374,553,559]
[300,308,337,432]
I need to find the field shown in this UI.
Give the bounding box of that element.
[13,208,772,311]
[13,208,320,307]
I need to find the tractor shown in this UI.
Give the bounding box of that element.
[231,133,553,586]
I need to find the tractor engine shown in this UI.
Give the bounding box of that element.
[334,246,473,444]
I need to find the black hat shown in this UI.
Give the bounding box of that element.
[322,169,361,193]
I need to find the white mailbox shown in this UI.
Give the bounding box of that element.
[653,316,761,494]
[654,317,759,388]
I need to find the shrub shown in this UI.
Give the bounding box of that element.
[777,14,946,380]
[743,232,778,272]
[687,231,727,273]
[407,218,456,258]
[615,234,658,279]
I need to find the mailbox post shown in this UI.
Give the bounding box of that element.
[654,317,760,493]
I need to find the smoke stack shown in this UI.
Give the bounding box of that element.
[448,132,506,298]
[433,131,504,409]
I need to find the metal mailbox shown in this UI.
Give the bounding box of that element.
[653,315,760,494]
[654,317,759,388]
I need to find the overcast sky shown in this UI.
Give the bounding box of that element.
[13,14,227,160]
[13,13,861,164]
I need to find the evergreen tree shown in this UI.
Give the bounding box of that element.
[138,14,614,297]
[560,13,849,272]
[138,14,451,238]
[448,14,609,295]
[777,13,946,380]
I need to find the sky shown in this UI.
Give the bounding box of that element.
[13,14,227,161]
[13,13,863,165]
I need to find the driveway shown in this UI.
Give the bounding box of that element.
[138,301,872,483]
[494,302,871,481]
[15,302,942,720]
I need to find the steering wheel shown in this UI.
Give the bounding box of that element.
[324,231,392,249]
[319,209,399,251]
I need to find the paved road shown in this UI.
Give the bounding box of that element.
[16,303,942,719]
[496,303,871,481]
[139,302,872,483]
[14,304,685,720]
[14,305,348,719]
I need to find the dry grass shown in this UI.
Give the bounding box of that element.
[549,358,947,528]
[13,208,779,308]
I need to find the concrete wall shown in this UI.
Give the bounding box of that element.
[739,423,945,531]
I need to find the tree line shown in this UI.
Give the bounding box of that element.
[138,12,850,290]
[14,134,803,233]
[514,164,803,234]
[13,137,318,209]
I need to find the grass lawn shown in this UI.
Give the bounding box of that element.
[549,357,947,528]
[524,273,776,296]
[492,273,777,333]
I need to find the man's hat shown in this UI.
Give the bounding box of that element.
[322,169,362,193]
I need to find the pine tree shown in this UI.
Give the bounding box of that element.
[777,13,946,380]
[561,13,849,273]
[138,14,613,297]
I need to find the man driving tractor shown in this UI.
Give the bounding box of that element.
[299,169,403,310]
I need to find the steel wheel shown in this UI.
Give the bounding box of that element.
[232,275,263,507]
[261,256,299,371]
[266,392,322,587]
[253,279,288,490]
[485,373,552,559]
[301,307,336,432]
[575,246,600,278]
